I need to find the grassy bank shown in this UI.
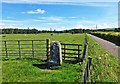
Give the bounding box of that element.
[87,34,119,82]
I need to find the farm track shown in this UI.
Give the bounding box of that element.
[89,34,120,59]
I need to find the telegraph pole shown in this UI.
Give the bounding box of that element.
[50,28,52,31]
[96,25,97,32]
[28,27,29,34]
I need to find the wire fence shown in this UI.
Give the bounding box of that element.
[82,33,93,84]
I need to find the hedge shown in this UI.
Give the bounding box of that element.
[90,32,120,46]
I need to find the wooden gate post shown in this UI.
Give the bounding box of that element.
[18,40,21,58]
[87,57,92,78]
[83,56,92,84]
[82,43,88,61]
[46,39,50,61]
[4,41,8,58]
[64,44,66,60]
[78,44,80,59]
[32,40,34,58]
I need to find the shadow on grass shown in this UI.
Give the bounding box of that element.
[33,59,81,70]
[33,61,63,70]
[33,63,50,69]
[63,59,82,64]
[33,63,62,70]
[2,57,46,61]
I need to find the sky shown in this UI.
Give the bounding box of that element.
[1,0,119,30]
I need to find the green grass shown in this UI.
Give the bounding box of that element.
[2,33,85,82]
[2,59,81,82]
[2,33,85,44]
[2,33,85,59]
[1,33,119,82]
[87,35,119,82]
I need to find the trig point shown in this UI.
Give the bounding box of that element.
[49,41,62,66]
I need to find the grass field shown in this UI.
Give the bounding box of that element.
[2,33,85,44]
[1,33,85,82]
[1,33,119,83]
[2,33,85,59]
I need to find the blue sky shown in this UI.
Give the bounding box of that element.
[1,0,119,30]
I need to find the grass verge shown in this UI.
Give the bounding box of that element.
[87,34,119,82]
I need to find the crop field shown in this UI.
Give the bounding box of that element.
[1,33,119,83]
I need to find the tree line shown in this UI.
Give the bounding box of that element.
[1,28,120,34]
[1,28,85,34]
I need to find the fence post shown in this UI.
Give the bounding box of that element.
[87,57,92,78]
[32,40,34,58]
[83,56,92,84]
[82,43,88,61]
[18,40,21,58]
[46,39,50,61]
[78,44,80,60]
[85,33,88,44]
[64,44,66,60]
[4,41,8,58]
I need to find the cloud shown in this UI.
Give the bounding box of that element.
[77,20,95,24]
[95,23,118,29]
[33,16,63,22]
[0,23,5,27]
[74,20,118,29]
[52,17,63,21]
[74,24,86,29]
[2,0,119,4]
[22,9,45,14]
[33,16,79,23]
[44,2,117,7]
[71,18,118,29]
[6,17,14,19]
[1,16,117,30]
[2,0,119,7]
[1,20,23,28]
[0,23,22,28]
[46,17,63,21]
[68,17,78,19]
[1,20,21,23]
